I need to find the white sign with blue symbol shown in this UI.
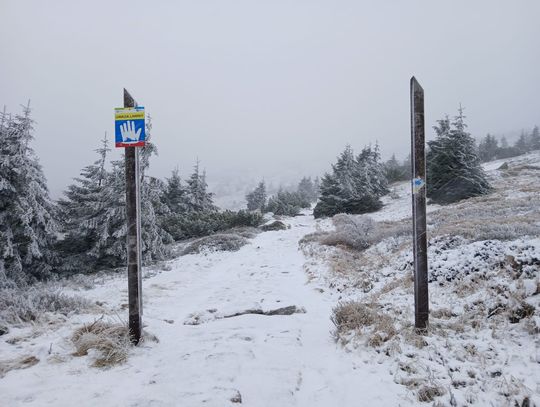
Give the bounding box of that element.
[412,177,425,194]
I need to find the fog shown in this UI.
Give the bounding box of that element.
[1,0,539,198]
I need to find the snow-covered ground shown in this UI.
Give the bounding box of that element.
[1,153,539,406]
[1,214,410,406]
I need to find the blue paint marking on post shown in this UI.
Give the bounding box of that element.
[115,106,146,147]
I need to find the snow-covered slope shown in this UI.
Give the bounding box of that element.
[1,214,410,406]
[1,152,539,406]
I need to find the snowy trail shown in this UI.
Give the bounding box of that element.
[1,213,409,406]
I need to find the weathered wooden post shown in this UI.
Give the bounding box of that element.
[123,88,143,344]
[410,77,429,332]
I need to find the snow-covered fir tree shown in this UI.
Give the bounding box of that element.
[137,119,173,261]
[59,117,172,271]
[514,131,529,154]
[186,160,216,213]
[297,177,318,203]
[529,126,540,150]
[245,181,267,211]
[0,104,57,286]
[57,135,113,273]
[265,189,307,216]
[427,107,491,204]
[314,144,388,218]
[384,154,407,182]
[163,168,189,214]
[356,144,389,198]
[477,134,499,162]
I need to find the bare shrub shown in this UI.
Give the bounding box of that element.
[182,233,249,255]
[0,285,92,326]
[322,214,374,250]
[72,320,131,368]
[318,214,410,252]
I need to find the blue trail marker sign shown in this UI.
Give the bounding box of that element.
[115,106,146,147]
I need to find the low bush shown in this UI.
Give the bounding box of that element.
[314,214,410,251]
[182,233,249,255]
[265,191,309,217]
[164,210,263,241]
[313,194,383,219]
[0,284,92,326]
[322,214,375,250]
[260,221,288,232]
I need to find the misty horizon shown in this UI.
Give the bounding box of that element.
[2,1,539,200]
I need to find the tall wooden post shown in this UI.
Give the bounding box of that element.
[410,77,429,332]
[124,88,143,344]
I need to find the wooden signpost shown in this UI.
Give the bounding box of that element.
[116,89,145,344]
[410,77,429,332]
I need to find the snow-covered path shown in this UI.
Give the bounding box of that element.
[1,213,409,406]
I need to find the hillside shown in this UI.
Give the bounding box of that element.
[1,153,539,406]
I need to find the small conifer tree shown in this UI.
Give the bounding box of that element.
[0,104,57,285]
[246,181,267,211]
[314,144,387,218]
[427,107,491,204]
[530,126,540,150]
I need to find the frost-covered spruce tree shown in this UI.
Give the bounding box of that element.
[134,116,172,262]
[356,143,388,198]
[314,146,355,218]
[514,131,530,154]
[314,144,387,218]
[530,126,540,151]
[64,118,172,270]
[57,135,112,273]
[427,107,491,204]
[163,168,189,214]
[186,160,216,213]
[384,154,409,182]
[245,181,267,211]
[297,177,318,203]
[266,189,302,216]
[0,105,57,285]
[477,134,499,162]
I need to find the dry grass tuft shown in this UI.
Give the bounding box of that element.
[72,320,131,368]
[417,384,445,402]
[331,301,377,337]
[331,301,396,346]
[0,355,39,378]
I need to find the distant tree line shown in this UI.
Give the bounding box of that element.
[477,125,540,162]
[245,176,320,217]
[1,102,536,285]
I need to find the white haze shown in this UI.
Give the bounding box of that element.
[1,0,539,198]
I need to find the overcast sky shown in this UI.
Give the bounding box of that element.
[1,0,539,197]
